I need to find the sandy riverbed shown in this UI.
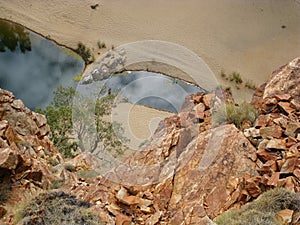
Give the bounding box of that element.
[0,0,299,144]
[1,0,299,96]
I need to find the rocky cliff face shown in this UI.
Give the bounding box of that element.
[0,57,299,225]
[0,89,75,224]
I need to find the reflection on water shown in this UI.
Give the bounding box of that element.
[0,19,31,53]
[0,19,84,109]
[97,71,204,113]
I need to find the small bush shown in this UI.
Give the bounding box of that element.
[214,188,300,225]
[220,69,226,78]
[50,179,64,190]
[73,73,83,82]
[74,42,93,64]
[229,72,243,84]
[213,102,258,129]
[15,191,103,225]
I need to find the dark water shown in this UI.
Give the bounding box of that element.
[81,71,204,113]
[0,19,84,109]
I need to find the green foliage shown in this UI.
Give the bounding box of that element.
[213,102,258,129]
[229,72,243,84]
[15,191,103,225]
[37,86,127,158]
[73,73,83,82]
[49,179,64,189]
[214,188,300,225]
[0,20,31,53]
[36,87,77,158]
[74,42,93,64]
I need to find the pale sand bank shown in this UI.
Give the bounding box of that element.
[104,103,174,150]
[0,0,299,101]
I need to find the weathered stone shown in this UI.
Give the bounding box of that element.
[11,99,25,110]
[145,211,162,225]
[263,57,300,101]
[278,102,295,114]
[266,172,280,186]
[259,125,283,139]
[203,93,215,109]
[290,99,300,110]
[276,209,293,225]
[266,139,286,150]
[115,213,131,225]
[280,157,297,174]
[256,149,278,162]
[0,206,6,219]
[244,127,260,138]
[273,116,288,129]
[0,148,18,170]
[285,122,300,138]
[265,97,278,106]
[0,89,14,103]
[245,179,261,198]
[33,113,47,128]
[192,93,204,104]
[255,115,270,128]
[275,94,291,101]
[0,120,8,136]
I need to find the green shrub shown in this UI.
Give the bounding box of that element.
[229,72,243,84]
[15,191,103,225]
[50,179,64,190]
[220,69,226,78]
[74,42,93,64]
[215,188,300,225]
[213,102,258,129]
[73,73,83,82]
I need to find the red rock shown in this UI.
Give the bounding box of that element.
[278,102,295,114]
[276,209,293,225]
[0,206,6,219]
[275,94,291,101]
[192,93,204,104]
[203,93,215,109]
[280,157,297,174]
[258,160,277,174]
[265,97,278,106]
[285,122,300,138]
[145,211,162,225]
[115,213,131,225]
[263,57,300,101]
[255,115,270,128]
[273,116,288,129]
[266,139,286,150]
[245,179,261,198]
[256,149,278,162]
[259,125,283,139]
[290,99,300,110]
[0,148,18,170]
[195,102,206,113]
[293,168,300,179]
[266,172,280,186]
